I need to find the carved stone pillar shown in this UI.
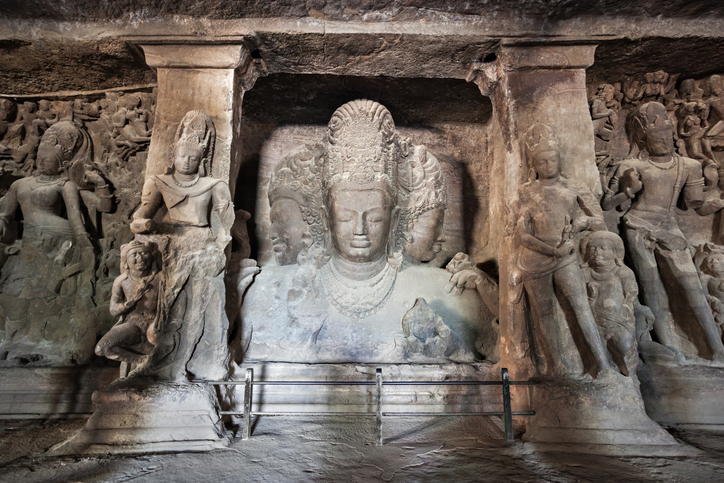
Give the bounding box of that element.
[52,43,261,455]
[472,44,680,450]
[140,42,260,196]
[469,44,600,380]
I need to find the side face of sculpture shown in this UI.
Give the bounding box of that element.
[405,207,445,262]
[267,143,323,265]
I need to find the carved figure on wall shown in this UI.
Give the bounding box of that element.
[130,110,234,381]
[676,100,715,164]
[0,120,113,365]
[695,243,724,332]
[589,84,620,190]
[515,123,615,378]
[397,144,447,265]
[95,240,162,364]
[602,102,724,362]
[580,231,640,376]
[704,75,724,140]
[267,142,324,265]
[241,99,496,363]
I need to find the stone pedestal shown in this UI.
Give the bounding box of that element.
[639,361,724,430]
[523,375,679,449]
[0,366,118,419]
[53,380,229,454]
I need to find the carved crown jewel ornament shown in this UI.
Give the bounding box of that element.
[324,99,399,198]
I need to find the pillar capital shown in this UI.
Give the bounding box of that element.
[498,44,597,71]
[139,42,250,70]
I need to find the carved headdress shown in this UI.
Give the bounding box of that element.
[627,101,674,156]
[523,123,559,180]
[398,144,447,227]
[120,240,161,273]
[39,120,93,174]
[168,110,216,177]
[324,99,399,199]
[268,142,325,245]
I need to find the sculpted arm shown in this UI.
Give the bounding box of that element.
[602,163,641,211]
[131,177,164,234]
[61,182,88,238]
[211,181,234,243]
[575,182,607,232]
[109,277,132,317]
[0,182,18,237]
[516,209,558,257]
[621,268,639,305]
[683,162,706,211]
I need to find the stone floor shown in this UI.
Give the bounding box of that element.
[1,416,724,482]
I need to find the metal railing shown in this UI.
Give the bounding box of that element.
[204,367,535,444]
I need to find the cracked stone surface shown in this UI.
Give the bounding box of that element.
[2,417,724,482]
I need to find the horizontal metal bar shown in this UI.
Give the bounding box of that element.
[220,411,535,417]
[383,412,505,416]
[201,380,535,386]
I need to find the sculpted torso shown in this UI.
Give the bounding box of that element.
[519,181,581,246]
[618,158,695,215]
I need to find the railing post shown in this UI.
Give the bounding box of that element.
[242,368,254,440]
[375,368,383,445]
[501,368,514,443]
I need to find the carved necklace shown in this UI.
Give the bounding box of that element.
[171,174,199,188]
[645,154,676,170]
[321,259,397,319]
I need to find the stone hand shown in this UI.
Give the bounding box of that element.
[237,260,261,293]
[554,240,575,258]
[130,218,154,234]
[446,268,483,296]
[563,217,589,238]
[587,282,599,301]
[621,168,643,197]
[84,170,107,187]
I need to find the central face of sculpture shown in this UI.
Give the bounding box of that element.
[645,127,674,157]
[327,181,393,264]
[406,208,445,262]
[36,143,62,176]
[174,143,203,175]
[532,149,560,179]
[269,198,306,265]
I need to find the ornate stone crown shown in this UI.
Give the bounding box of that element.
[523,123,560,159]
[323,99,399,198]
[398,144,447,223]
[168,110,215,177]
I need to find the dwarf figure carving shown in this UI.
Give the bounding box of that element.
[95,240,162,364]
[581,232,640,376]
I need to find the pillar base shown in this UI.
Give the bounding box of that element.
[52,379,230,455]
[639,358,724,429]
[523,373,679,448]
